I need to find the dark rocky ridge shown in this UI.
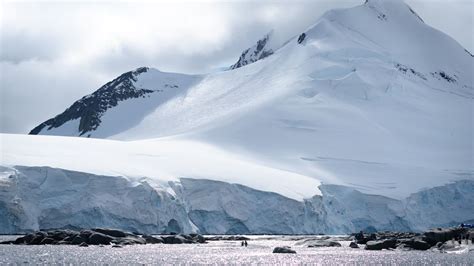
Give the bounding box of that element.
[230,33,274,70]
[29,67,155,136]
[354,227,473,251]
[0,228,207,246]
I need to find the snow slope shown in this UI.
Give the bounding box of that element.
[30,0,470,198]
[0,134,320,201]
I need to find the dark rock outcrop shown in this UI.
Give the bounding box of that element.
[273,246,296,254]
[349,242,359,248]
[143,235,164,244]
[297,33,306,44]
[306,240,341,248]
[365,239,397,250]
[92,228,127,238]
[422,227,467,246]
[88,233,113,245]
[230,32,274,70]
[29,67,154,136]
[0,228,206,246]
[205,235,250,241]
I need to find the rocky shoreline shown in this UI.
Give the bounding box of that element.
[353,227,473,252]
[0,228,207,247]
[1,227,472,253]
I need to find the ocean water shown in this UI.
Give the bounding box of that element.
[0,235,472,265]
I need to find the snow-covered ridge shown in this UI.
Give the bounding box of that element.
[0,133,321,201]
[229,31,275,69]
[29,68,200,138]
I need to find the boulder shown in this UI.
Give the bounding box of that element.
[21,234,36,244]
[71,235,87,245]
[439,241,456,251]
[143,235,164,244]
[163,235,193,244]
[297,33,306,44]
[349,242,359,248]
[112,236,146,245]
[47,230,77,241]
[29,232,48,245]
[355,233,376,244]
[273,246,296,254]
[39,238,56,245]
[410,240,431,250]
[79,242,89,247]
[79,230,95,239]
[13,236,28,244]
[306,240,341,248]
[365,239,397,250]
[92,228,127,238]
[422,228,467,246]
[88,233,113,245]
[193,234,206,244]
[63,236,76,242]
[205,235,249,241]
[396,243,412,251]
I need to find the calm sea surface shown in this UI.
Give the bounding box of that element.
[0,235,473,265]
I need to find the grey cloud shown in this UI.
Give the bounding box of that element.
[0,31,64,63]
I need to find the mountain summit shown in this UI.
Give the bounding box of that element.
[229,31,275,69]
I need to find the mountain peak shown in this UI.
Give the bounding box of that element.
[229,30,275,70]
[364,0,424,23]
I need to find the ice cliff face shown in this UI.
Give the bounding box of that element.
[0,166,196,234]
[1,166,472,234]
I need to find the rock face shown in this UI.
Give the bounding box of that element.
[365,239,397,250]
[28,68,199,138]
[29,67,153,136]
[272,246,296,254]
[230,32,274,69]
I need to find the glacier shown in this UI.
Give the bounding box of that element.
[1,165,472,234]
[2,0,473,233]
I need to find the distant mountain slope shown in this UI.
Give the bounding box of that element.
[29,68,200,138]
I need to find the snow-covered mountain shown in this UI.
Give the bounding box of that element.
[2,0,473,234]
[29,67,200,138]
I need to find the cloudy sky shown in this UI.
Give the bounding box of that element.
[1,0,473,134]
